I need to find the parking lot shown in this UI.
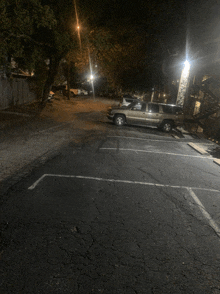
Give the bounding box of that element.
[2,120,220,293]
[27,126,220,230]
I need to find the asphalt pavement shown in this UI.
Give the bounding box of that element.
[1,100,220,293]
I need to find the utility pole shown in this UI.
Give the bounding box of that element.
[67,61,70,100]
[176,60,190,106]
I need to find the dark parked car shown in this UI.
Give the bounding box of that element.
[107,101,184,132]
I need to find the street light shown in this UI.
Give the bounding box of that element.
[184,60,190,72]
[176,60,191,106]
[89,74,95,99]
[76,25,82,50]
[75,22,96,99]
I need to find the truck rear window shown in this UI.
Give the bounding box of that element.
[148,104,159,113]
[162,105,183,114]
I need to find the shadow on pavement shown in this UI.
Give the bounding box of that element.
[209,147,220,159]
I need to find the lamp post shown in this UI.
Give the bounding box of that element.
[75,22,96,99]
[176,60,191,106]
[76,25,82,51]
[74,0,81,50]
[90,74,95,99]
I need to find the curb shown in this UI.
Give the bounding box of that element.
[172,135,180,139]
[214,159,220,166]
[188,142,220,167]
[0,111,32,117]
[187,142,209,155]
[0,149,61,201]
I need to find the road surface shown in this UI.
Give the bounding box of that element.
[1,120,220,293]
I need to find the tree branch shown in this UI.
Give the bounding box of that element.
[2,33,53,48]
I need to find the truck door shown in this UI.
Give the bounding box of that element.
[145,103,160,126]
[126,102,147,125]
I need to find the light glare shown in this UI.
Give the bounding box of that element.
[184,60,190,71]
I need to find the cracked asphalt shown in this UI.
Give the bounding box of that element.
[1,97,220,293]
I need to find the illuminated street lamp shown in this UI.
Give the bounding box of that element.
[76,24,82,50]
[184,60,190,71]
[89,74,95,99]
[176,60,191,106]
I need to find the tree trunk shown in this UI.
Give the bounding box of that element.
[67,61,70,100]
[42,56,61,104]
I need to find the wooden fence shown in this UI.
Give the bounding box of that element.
[0,77,37,110]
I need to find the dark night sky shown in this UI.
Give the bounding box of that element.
[78,0,220,89]
[79,0,186,46]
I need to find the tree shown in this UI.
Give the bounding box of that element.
[0,0,77,103]
[72,25,163,92]
[0,0,54,72]
[76,0,187,91]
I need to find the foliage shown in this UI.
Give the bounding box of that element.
[72,24,160,90]
[0,0,77,101]
[0,0,56,62]
[1,0,198,99]
[76,0,187,90]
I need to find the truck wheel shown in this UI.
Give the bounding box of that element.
[114,115,125,126]
[159,121,173,132]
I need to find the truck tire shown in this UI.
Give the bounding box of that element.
[114,114,125,126]
[159,120,173,132]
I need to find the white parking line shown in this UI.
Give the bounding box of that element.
[28,174,220,239]
[108,136,177,143]
[28,173,220,192]
[108,136,215,145]
[100,148,213,159]
[187,188,220,237]
[28,174,47,189]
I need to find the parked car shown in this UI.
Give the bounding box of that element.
[47,91,55,102]
[69,88,88,96]
[121,94,139,106]
[107,101,184,132]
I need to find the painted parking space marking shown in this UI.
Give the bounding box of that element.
[108,136,178,143]
[108,136,216,147]
[187,188,220,238]
[100,147,213,159]
[28,174,220,239]
[28,173,219,192]
[28,174,48,190]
